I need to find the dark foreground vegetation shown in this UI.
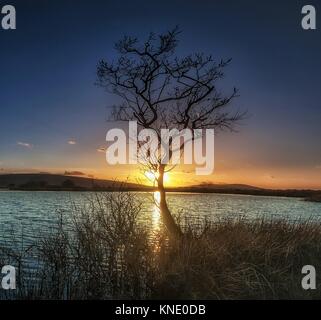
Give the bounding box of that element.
[1,192,321,300]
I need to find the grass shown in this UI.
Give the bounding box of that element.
[1,191,321,299]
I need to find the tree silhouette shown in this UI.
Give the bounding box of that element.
[97,27,244,237]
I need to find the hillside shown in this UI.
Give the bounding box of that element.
[0,174,320,199]
[0,174,150,191]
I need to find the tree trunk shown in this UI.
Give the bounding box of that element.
[157,164,182,237]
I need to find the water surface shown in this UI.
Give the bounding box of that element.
[0,191,320,247]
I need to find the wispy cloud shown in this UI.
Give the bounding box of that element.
[17,141,33,148]
[97,147,106,153]
[68,139,77,145]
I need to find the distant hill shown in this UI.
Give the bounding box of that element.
[0,174,151,191]
[0,174,321,199]
[0,174,261,192]
[189,183,263,191]
[167,183,321,198]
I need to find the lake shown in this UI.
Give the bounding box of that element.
[0,191,321,248]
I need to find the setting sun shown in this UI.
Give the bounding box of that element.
[144,171,170,185]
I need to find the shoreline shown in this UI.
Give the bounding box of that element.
[1,174,321,201]
[1,186,321,202]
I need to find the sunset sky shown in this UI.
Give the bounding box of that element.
[1,0,321,189]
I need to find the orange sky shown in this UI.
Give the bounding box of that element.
[5,163,320,190]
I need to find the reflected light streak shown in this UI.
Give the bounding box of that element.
[151,191,161,233]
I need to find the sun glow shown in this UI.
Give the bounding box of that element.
[144,171,170,185]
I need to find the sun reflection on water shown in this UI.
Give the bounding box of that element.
[152,191,161,233]
[150,191,165,254]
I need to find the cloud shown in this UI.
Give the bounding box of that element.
[181,169,194,174]
[64,171,85,176]
[68,139,77,145]
[17,142,33,148]
[97,147,106,153]
[264,173,276,180]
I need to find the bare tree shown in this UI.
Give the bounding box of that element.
[97,27,244,237]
